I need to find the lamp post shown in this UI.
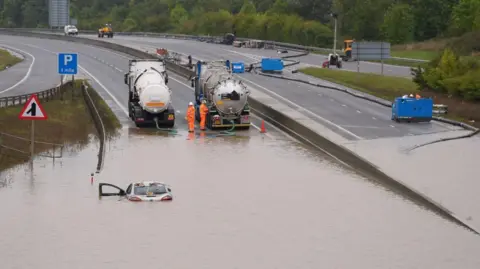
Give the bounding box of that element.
[330,13,338,55]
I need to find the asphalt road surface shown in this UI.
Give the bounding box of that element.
[1,35,479,269]
[0,35,283,137]
[79,35,460,140]
[0,38,60,97]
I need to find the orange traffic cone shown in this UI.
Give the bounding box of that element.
[260,120,266,133]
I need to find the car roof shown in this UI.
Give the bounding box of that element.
[132,181,168,187]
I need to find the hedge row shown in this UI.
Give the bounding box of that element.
[413,48,480,101]
[177,12,333,48]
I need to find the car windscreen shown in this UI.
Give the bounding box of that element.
[134,185,167,195]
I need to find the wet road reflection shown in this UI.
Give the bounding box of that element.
[1,127,479,269]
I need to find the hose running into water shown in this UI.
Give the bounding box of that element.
[216,119,236,136]
[153,117,178,134]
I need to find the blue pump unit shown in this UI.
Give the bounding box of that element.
[391,97,433,123]
[231,62,245,73]
[261,58,283,72]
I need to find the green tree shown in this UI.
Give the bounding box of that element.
[412,0,457,40]
[451,0,480,34]
[266,0,289,15]
[239,0,256,14]
[381,4,415,44]
[170,4,188,26]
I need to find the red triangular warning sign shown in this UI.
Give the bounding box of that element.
[18,94,48,120]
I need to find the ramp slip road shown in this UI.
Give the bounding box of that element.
[79,34,460,141]
[0,35,479,269]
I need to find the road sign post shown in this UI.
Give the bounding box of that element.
[351,42,391,75]
[18,95,48,163]
[58,53,78,100]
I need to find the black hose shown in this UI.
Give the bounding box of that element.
[247,48,479,148]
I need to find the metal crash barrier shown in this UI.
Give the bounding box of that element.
[433,104,448,114]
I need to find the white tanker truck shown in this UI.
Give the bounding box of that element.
[124,59,175,127]
[190,60,250,129]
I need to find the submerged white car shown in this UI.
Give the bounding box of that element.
[99,181,173,202]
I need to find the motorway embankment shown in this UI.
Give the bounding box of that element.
[1,29,477,235]
[0,79,120,172]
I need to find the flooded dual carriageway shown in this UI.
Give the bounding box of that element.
[1,123,479,269]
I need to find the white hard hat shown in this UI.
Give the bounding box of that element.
[189,102,193,106]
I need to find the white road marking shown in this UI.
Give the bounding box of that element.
[356,110,361,113]
[22,43,129,116]
[23,42,276,138]
[238,76,363,139]
[224,49,262,61]
[390,125,395,128]
[341,125,385,129]
[0,44,35,94]
[342,104,347,107]
[372,117,377,120]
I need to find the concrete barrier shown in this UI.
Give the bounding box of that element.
[2,29,477,235]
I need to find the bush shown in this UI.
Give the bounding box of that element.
[446,31,480,55]
[414,48,480,101]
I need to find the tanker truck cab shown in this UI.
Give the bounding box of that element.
[126,59,175,128]
[191,60,251,130]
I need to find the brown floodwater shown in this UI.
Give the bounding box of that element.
[0,127,479,269]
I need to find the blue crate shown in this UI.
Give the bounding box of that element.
[391,97,433,123]
[231,62,245,73]
[261,58,283,72]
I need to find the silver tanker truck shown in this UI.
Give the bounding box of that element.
[190,60,250,130]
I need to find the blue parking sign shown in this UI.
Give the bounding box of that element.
[58,53,78,75]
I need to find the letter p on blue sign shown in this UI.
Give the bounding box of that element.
[58,53,78,75]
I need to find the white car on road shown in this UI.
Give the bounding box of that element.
[99,181,173,202]
[64,25,78,36]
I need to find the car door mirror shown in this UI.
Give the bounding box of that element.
[124,73,128,85]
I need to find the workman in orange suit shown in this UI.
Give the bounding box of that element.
[199,99,209,130]
[186,102,195,132]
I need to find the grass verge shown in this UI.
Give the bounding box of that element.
[0,81,121,172]
[0,48,22,71]
[311,49,429,67]
[81,80,122,138]
[299,67,480,128]
[390,50,438,60]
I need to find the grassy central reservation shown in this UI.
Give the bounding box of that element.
[0,48,23,71]
[0,80,121,172]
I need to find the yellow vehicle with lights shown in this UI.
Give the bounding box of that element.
[98,24,113,38]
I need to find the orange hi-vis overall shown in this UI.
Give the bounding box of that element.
[199,103,209,130]
[186,106,195,132]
